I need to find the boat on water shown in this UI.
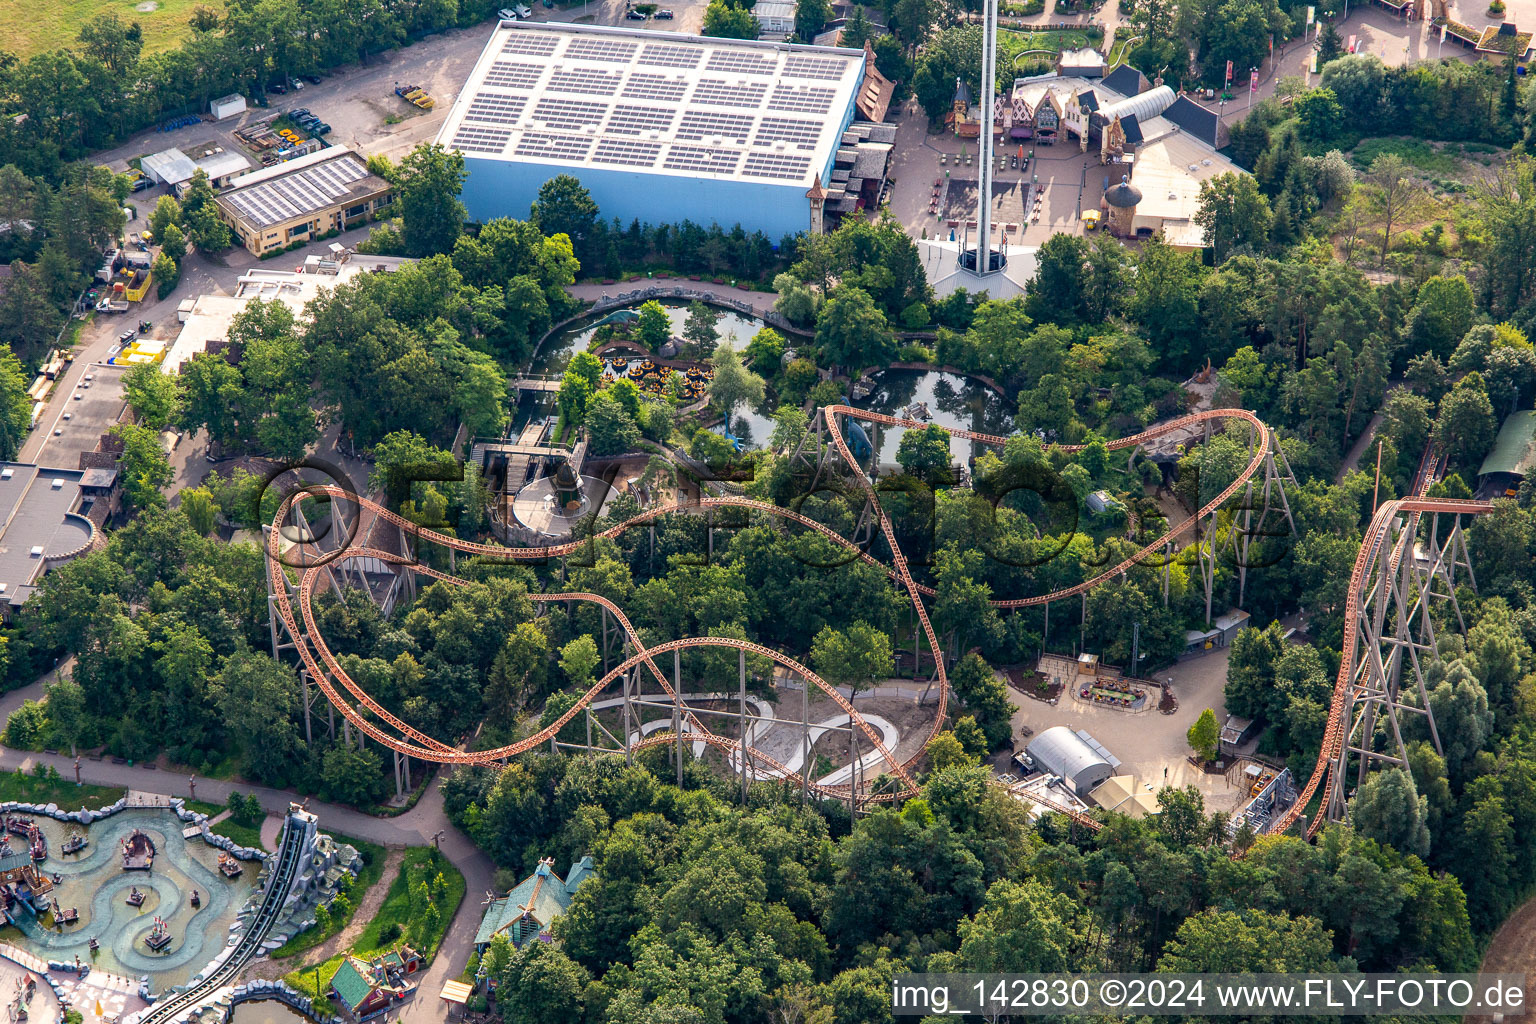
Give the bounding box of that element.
[189,889,200,908]
[125,887,145,907]
[144,916,172,953]
[121,830,155,871]
[62,835,86,855]
[54,906,78,925]
[217,852,243,879]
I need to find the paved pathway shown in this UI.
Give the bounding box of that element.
[0,675,494,1024]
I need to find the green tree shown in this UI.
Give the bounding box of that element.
[743,327,786,376]
[211,647,301,786]
[321,744,386,806]
[498,941,590,1024]
[44,679,87,755]
[1294,87,1344,142]
[948,653,1014,748]
[560,635,600,689]
[585,390,641,456]
[395,143,467,257]
[811,621,893,697]
[1407,275,1475,361]
[147,194,182,245]
[0,348,30,461]
[635,300,671,349]
[1196,172,1273,262]
[816,287,894,375]
[682,301,719,357]
[530,175,599,254]
[943,878,1077,971]
[707,342,765,424]
[152,250,180,299]
[370,430,458,507]
[158,221,186,262]
[109,422,172,514]
[179,486,218,536]
[1433,371,1496,469]
[1315,19,1344,65]
[1187,707,1219,762]
[895,424,952,484]
[1225,621,1286,720]
[1157,908,1335,972]
[925,731,972,771]
[121,363,182,430]
[1350,767,1430,858]
[794,0,831,40]
[702,0,760,38]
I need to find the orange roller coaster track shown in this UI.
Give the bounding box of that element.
[264,405,1345,822]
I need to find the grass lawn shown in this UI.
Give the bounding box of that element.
[1000,26,1102,56]
[1350,137,1464,176]
[184,799,269,850]
[284,847,464,1012]
[1,0,218,59]
[269,833,388,960]
[0,769,124,810]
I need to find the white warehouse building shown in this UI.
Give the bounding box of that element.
[436,22,870,240]
[1027,726,1121,796]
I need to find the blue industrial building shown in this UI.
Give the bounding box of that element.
[437,23,870,239]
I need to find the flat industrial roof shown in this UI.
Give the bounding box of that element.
[143,147,197,184]
[437,21,866,189]
[217,149,388,229]
[0,463,95,609]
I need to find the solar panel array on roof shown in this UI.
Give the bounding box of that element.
[705,50,778,76]
[483,60,545,89]
[565,37,640,62]
[593,137,665,167]
[664,145,741,175]
[221,153,380,228]
[532,97,609,130]
[638,42,702,68]
[502,33,559,55]
[754,116,822,148]
[453,125,515,154]
[783,55,846,80]
[466,93,528,124]
[515,132,595,160]
[549,67,623,94]
[442,24,867,186]
[622,73,690,102]
[608,105,676,135]
[692,78,769,107]
[677,111,754,143]
[742,152,812,180]
[767,84,836,113]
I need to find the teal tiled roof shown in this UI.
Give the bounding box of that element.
[474,856,596,948]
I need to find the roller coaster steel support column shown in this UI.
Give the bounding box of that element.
[673,649,683,786]
[739,649,749,804]
[800,672,810,804]
[622,661,634,767]
[1326,509,1474,822]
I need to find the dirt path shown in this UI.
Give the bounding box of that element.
[246,848,406,980]
[1466,895,1536,1024]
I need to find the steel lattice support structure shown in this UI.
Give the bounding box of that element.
[1325,507,1476,822]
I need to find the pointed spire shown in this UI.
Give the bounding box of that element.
[805,172,827,200]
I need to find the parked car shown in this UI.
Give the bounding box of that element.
[626,9,648,17]
[269,80,287,94]
[130,176,153,192]
[515,3,532,15]
[303,74,323,84]
[291,107,311,117]
[656,9,674,17]
[498,6,517,16]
